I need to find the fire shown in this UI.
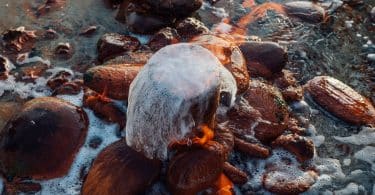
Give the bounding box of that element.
[193,124,214,145]
[215,173,234,195]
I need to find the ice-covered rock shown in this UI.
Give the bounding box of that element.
[126,43,237,160]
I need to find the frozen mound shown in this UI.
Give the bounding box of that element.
[126,43,237,160]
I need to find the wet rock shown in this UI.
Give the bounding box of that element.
[54,42,74,60]
[44,29,58,39]
[0,56,12,80]
[148,27,180,51]
[176,17,209,41]
[143,0,203,18]
[84,64,143,100]
[125,8,173,34]
[82,139,161,195]
[97,33,140,62]
[79,26,98,37]
[103,49,153,65]
[167,141,225,195]
[223,162,248,185]
[0,97,88,180]
[52,81,82,96]
[2,27,37,53]
[193,34,250,94]
[16,62,49,82]
[47,70,73,90]
[214,124,234,159]
[125,43,237,160]
[5,181,42,194]
[274,70,304,101]
[88,136,103,149]
[239,41,287,79]
[263,168,318,194]
[36,0,67,17]
[272,134,314,163]
[234,137,270,158]
[83,88,127,129]
[284,1,326,23]
[243,80,289,143]
[371,7,375,23]
[0,102,22,131]
[305,76,375,125]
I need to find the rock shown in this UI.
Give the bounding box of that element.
[88,136,102,149]
[16,62,49,82]
[371,7,375,23]
[0,56,12,80]
[193,35,250,94]
[47,70,73,90]
[167,141,225,195]
[97,33,140,62]
[223,162,248,185]
[44,29,58,39]
[52,81,82,96]
[176,17,209,41]
[263,168,318,194]
[2,27,37,53]
[82,139,161,195]
[243,80,289,143]
[143,0,203,18]
[5,181,42,194]
[79,26,98,37]
[272,134,314,163]
[36,0,67,17]
[125,7,173,34]
[284,1,326,23]
[234,137,270,158]
[0,97,88,180]
[54,42,74,60]
[148,27,180,51]
[83,88,127,129]
[103,49,153,65]
[274,70,304,101]
[0,102,22,131]
[83,64,143,100]
[126,43,237,160]
[239,41,287,79]
[305,76,375,125]
[214,124,234,159]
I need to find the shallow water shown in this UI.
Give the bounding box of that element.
[0,0,374,194]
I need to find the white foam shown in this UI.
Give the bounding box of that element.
[334,127,375,145]
[201,2,229,18]
[38,93,120,195]
[126,43,237,160]
[16,53,51,66]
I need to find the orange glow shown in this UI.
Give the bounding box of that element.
[215,173,234,195]
[242,0,256,8]
[86,86,111,104]
[193,125,214,146]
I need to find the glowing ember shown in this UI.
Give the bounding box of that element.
[215,173,234,195]
[193,125,215,145]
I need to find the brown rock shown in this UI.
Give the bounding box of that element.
[148,27,180,51]
[36,0,67,17]
[83,64,143,100]
[243,80,289,143]
[16,62,49,82]
[0,102,22,131]
[47,70,73,90]
[167,141,225,195]
[193,34,250,94]
[234,137,270,158]
[0,56,11,80]
[5,181,42,194]
[82,139,161,195]
[97,33,140,62]
[55,42,74,60]
[0,97,88,180]
[103,49,153,65]
[83,88,126,129]
[79,26,98,37]
[223,162,248,185]
[239,41,287,79]
[305,76,375,125]
[214,124,234,159]
[176,17,209,41]
[263,168,318,194]
[52,81,82,96]
[2,27,37,53]
[272,134,314,162]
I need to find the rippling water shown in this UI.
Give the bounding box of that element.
[0,0,374,194]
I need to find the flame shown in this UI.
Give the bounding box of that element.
[215,173,234,195]
[193,125,214,145]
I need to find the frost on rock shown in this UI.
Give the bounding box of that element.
[126,43,237,160]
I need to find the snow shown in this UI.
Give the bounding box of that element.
[126,43,237,160]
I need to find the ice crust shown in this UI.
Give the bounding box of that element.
[126,43,237,160]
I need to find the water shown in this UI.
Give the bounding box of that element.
[0,0,374,194]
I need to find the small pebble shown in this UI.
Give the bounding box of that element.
[367,53,375,62]
[89,136,103,149]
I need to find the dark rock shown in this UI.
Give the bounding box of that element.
[79,26,98,37]
[54,42,74,60]
[272,134,314,163]
[239,41,287,79]
[97,33,140,62]
[44,29,58,39]
[82,139,161,195]
[36,0,67,17]
[0,97,88,180]
[176,17,209,41]
[2,27,37,53]
[47,70,73,90]
[148,27,180,51]
[142,0,203,18]
[88,136,103,149]
[0,56,11,80]
[284,1,326,23]
[223,162,248,185]
[126,10,172,34]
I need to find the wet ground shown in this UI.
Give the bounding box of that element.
[0,0,374,194]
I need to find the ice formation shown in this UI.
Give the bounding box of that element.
[126,43,237,160]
